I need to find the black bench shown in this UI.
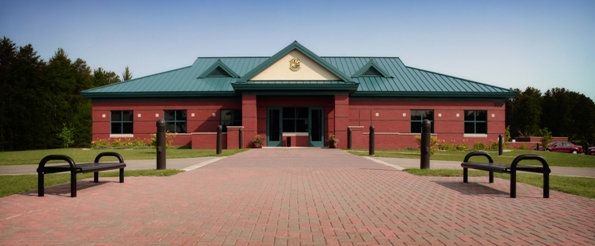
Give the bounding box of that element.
[461,151,550,198]
[37,152,126,197]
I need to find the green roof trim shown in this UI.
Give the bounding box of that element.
[232,80,359,92]
[197,59,240,78]
[352,59,393,78]
[237,41,353,83]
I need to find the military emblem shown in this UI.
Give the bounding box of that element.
[289,58,301,71]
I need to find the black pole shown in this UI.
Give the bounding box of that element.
[216,125,222,155]
[239,128,243,149]
[369,125,375,156]
[348,128,352,150]
[156,119,166,170]
[420,119,431,169]
[498,134,503,156]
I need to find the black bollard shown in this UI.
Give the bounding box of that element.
[156,119,166,170]
[420,119,431,169]
[216,125,222,155]
[369,125,375,156]
[498,134,503,156]
[239,128,243,149]
[536,143,540,151]
[348,128,352,150]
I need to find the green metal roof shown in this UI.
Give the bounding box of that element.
[81,41,516,99]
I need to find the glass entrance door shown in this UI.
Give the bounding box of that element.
[267,108,282,146]
[309,108,324,147]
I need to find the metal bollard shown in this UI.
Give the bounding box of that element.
[536,143,540,151]
[156,119,166,170]
[216,125,222,155]
[369,125,375,156]
[420,119,431,169]
[348,128,352,150]
[239,128,243,149]
[498,134,503,156]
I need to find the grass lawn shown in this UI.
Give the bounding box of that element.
[348,149,595,168]
[0,148,249,166]
[0,169,182,198]
[405,169,595,199]
[0,147,247,197]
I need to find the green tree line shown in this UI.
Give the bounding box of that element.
[0,37,130,151]
[506,87,595,146]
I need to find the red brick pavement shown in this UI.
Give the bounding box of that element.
[1,148,594,245]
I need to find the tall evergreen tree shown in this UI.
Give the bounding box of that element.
[542,88,595,144]
[506,87,542,137]
[93,67,121,87]
[122,66,133,81]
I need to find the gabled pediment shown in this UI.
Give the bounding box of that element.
[237,41,353,82]
[352,59,393,78]
[198,59,240,78]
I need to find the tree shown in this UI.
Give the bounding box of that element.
[122,66,133,81]
[542,88,595,144]
[506,87,542,137]
[93,67,121,87]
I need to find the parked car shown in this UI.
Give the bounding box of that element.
[545,142,583,154]
[588,146,595,155]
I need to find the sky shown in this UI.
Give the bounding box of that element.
[1,0,594,99]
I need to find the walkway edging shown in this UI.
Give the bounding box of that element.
[364,156,406,171]
[181,157,226,171]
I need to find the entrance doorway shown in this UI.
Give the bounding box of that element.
[267,107,324,147]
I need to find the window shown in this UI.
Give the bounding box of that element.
[111,110,133,134]
[220,109,242,132]
[411,110,434,133]
[464,110,487,134]
[282,107,308,132]
[164,110,187,133]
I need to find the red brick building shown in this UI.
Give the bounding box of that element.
[82,41,515,149]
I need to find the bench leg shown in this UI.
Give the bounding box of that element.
[489,171,494,183]
[38,173,44,197]
[71,171,77,198]
[544,171,549,198]
[119,168,124,183]
[94,172,99,182]
[510,171,516,198]
[463,168,468,183]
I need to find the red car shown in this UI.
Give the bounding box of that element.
[546,142,583,154]
[588,146,595,155]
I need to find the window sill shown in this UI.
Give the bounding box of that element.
[464,134,488,138]
[110,134,133,138]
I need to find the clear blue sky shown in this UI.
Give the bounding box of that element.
[2,0,594,99]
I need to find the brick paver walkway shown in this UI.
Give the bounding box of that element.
[1,148,594,245]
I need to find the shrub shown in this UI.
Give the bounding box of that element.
[56,123,75,148]
[519,143,530,150]
[91,139,111,149]
[413,135,440,155]
[150,131,178,148]
[539,128,553,148]
[131,139,146,147]
[457,142,469,151]
[472,142,487,150]
[488,141,499,150]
